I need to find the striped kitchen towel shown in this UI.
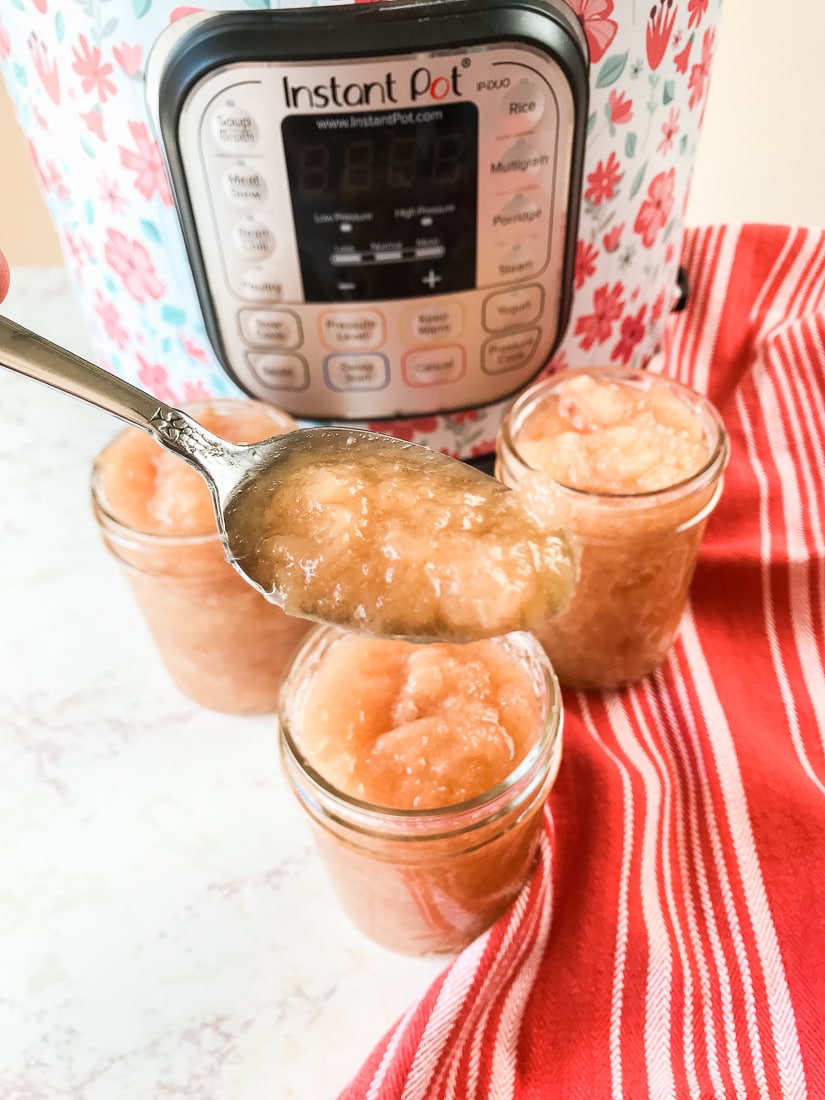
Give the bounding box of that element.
[338,223,825,1099]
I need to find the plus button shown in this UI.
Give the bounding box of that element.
[422,268,442,290]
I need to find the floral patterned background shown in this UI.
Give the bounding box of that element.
[0,0,722,457]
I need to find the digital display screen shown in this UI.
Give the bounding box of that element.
[282,102,478,302]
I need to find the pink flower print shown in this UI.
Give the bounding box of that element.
[62,229,86,267]
[633,168,675,248]
[137,354,179,405]
[43,160,69,202]
[71,36,116,103]
[574,281,625,350]
[688,0,708,29]
[113,42,142,77]
[171,7,205,21]
[0,25,11,61]
[80,108,105,141]
[612,305,647,363]
[646,0,677,71]
[575,239,599,289]
[651,288,666,325]
[674,36,693,75]
[608,89,633,125]
[104,229,165,303]
[31,0,48,12]
[182,379,213,402]
[585,151,622,205]
[689,29,716,109]
[98,174,128,215]
[565,0,618,64]
[28,34,60,104]
[93,290,129,351]
[180,335,210,365]
[119,121,173,206]
[603,223,624,252]
[657,108,680,154]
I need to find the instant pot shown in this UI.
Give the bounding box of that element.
[0,0,721,459]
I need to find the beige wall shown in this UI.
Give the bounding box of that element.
[0,0,823,267]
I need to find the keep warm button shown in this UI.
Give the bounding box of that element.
[482,329,541,375]
[403,346,466,388]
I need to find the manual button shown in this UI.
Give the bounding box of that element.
[483,285,543,332]
[239,309,301,348]
[319,310,385,350]
[482,329,541,374]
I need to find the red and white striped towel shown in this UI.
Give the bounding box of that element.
[339,224,825,1100]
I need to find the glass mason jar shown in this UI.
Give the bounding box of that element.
[91,399,311,714]
[496,368,730,691]
[278,626,563,956]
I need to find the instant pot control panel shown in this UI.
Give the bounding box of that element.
[147,0,588,421]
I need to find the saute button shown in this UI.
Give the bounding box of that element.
[482,329,541,374]
[483,285,543,332]
[239,309,301,348]
[247,353,309,391]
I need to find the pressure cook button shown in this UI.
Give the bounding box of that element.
[482,329,541,375]
[223,166,267,205]
[501,79,545,131]
[210,106,259,149]
[405,302,464,342]
[324,353,390,392]
[239,267,283,301]
[483,285,544,332]
[239,309,301,348]
[319,310,385,350]
[247,353,309,392]
[402,346,466,388]
[232,221,275,258]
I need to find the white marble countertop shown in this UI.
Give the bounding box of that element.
[0,267,445,1099]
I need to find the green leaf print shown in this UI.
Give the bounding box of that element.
[595,52,628,89]
[625,132,637,158]
[100,17,119,38]
[629,160,648,200]
[162,305,187,326]
[80,136,96,159]
[243,0,271,7]
[663,80,675,106]
[55,12,66,43]
[133,0,151,18]
[140,220,162,244]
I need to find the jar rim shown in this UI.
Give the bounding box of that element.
[278,627,563,839]
[497,366,730,505]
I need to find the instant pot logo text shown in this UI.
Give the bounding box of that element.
[282,65,464,110]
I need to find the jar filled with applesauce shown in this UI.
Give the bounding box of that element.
[278,626,562,955]
[496,367,729,691]
[91,399,311,714]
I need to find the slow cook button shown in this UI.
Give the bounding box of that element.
[405,302,464,343]
[239,308,301,348]
[210,105,260,150]
[247,352,309,391]
[231,220,275,259]
[223,166,267,205]
[402,346,466,388]
[324,353,390,392]
[483,285,544,332]
[319,310,385,350]
[482,329,541,374]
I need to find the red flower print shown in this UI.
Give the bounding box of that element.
[575,239,599,289]
[450,409,480,425]
[119,121,173,206]
[688,0,708,29]
[585,151,622,205]
[633,168,675,248]
[93,290,129,351]
[113,42,142,77]
[72,36,116,103]
[180,335,210,364]
[182,379,213,402]
[80,108,105,141]
[367,417,438,441]
[28,34,60,104]
[646,0,677,70]
[574,281,625,351]
[608,89,633,125]
[137,354,178,405]
[0,26,11,61]
[651,288,666,325]
[657,108,680,154]
[104,229,165,303]
[31,0,48,11]
[612,305,647,363]
[674,36,693,74]
[603,223,624,252]
[689,29,716,109]
[470,438,497,459]
[565,0,618,64]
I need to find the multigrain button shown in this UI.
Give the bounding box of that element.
[232,220,275,259]
[324,353,390,392]
[319,310,385,350]
[489,138,551,187]
[482,329,541,374]
[247,353,309,391]
[402,346,466,388]
[405,302,464,342]
[239,309,301,348]
[483,285,544,332]
[501,79,545,132]
[210,105,260,150]
[223,166,267,205]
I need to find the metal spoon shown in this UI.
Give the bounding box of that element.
[0,315,576,641]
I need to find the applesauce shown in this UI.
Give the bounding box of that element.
[91,400,310,714]
[278,626,562,955]
[496,368,729,690]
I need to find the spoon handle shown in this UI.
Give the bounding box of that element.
[0,315,238,487]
